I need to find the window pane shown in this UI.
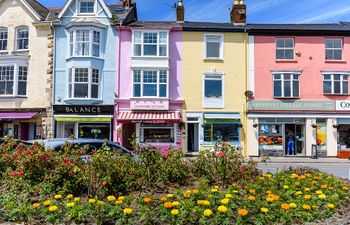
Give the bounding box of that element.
[276,50,284,59]
[143,84,157,96]
[334,75,341,80]
[334,81,341,94]
[0,66,14,95]
[284,50,294,59]
[325,39,333,48]
[74,84,89,98]
[91,84,98,98]
[334,39,342,48]
[159,32,167,43]
[343,81,348,94]
[324,75,331,80]
[144,33,157,43]
[333,50,342,60]
[159,84,167,97]
[274,80,281,97]
[133,84,141,97]
[205,79,222,98]
[92,44,99,57]
[142,128,174,143]
[284,74,291,80]
[207,42,220,58]
[212,123,239,143]
[323,81,332,94]
[276,39,285,48]
[134,44,141,56]
[284,39,294,48]
[134,31,141,43]
[16,28,29,50]
[144,45,157,56]
[274,74,281,80]
[284,80,291,97]
[18,66,27,96]
[80,1,94,13]
[293,80,299,97]
[159,45,166,56]
[0,29,7,51]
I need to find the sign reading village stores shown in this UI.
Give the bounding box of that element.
[53,105,114,115]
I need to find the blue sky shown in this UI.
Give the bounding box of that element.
[39,0,350,23]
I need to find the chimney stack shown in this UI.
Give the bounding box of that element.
[123,0,131,8]
[176,0,185,23]
[230,0,246,25]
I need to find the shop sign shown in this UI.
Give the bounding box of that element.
[130,99,169,110]
[248,100,334,111]
[53,105,114,115]
[336,101,350,111]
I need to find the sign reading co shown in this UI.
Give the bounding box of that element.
[336,101,350,111]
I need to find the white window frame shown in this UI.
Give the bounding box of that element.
[69,28,102,58]
[325,38,343,61]
[78,0,96,15]
[0,28,8,52]
[68,67,101,100]
[0,63,28,97]
[132,69,169,98]
[139,124,176,145]
[322,73,349,95]
[132,30,169,57]
[202,73,224,109]
[276,38,294,60]
[204,34,224,60]
[15,27,29,51]
[272,72,300,98]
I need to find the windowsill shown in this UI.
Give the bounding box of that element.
[66,56,104,60]
[325,60,347,63]
[13,50,29,53]
[323,93,349,96]
[132,56,169,59]
[0,51,8,54]
[273,97,300,99]
[203,58,224,62]
[275,60,297,63]
[203,142,240,147]
[78,13,96,16]
[0,95,27,99]
[131,97,169,100]
[139,142,177,146]
[64,98,103,103]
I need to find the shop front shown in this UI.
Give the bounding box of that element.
[116,111,182,150]
[53,105,114,140]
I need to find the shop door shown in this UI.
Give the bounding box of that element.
[20,123,29,140]
[122,123,136,150]
[187,123,199,152]
[285,124,305,156]
[64,123,75,138]
[295,124,305,155]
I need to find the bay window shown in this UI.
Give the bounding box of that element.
[0,65,27,96]
[16,27,29,51]
[203,73,224,108]
[0,28,7,51]
[70,29,101,57]
[273,73,300,98]
[323,74,348,95]
[203,122,239,145]
[68,68,100,99]
[132,70,168,98]
[133,31,168,57]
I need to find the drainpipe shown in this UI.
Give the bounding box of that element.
[116,26,122,143]
[50,20,55,140]
[244,27,248,156]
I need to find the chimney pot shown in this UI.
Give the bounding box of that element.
[123,0,131,8]
[230,0,246,25]
[176,0,185,23]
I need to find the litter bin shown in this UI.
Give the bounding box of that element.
[311,144,318,159]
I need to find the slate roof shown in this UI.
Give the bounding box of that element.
[23,0,49,20]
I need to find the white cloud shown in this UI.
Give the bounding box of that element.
[297,6,350,23]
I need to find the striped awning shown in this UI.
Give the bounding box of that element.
[117,111,181,122]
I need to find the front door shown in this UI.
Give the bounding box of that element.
[285,124,305,156]
[187,123,199,152]
[295,124,305,155]
[20,123,29,140]
[122,123,136,149]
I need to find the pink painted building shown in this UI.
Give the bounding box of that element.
[114,22,183,151]
[247,23,350,158]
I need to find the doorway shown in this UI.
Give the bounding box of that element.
[122,123,136,150]
[285,124,305,156]
[187,123,199,152]
[64,123,75,138]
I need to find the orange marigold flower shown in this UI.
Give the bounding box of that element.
[281,203,290,210]
[249,190,255,194]
[197,200,204,205]
[303,204,311,210]
[238,209,249,216]
[304,195,312,200]
[143,198,152,203]
[192,189,199,194]
[160,197,167,201]
[164,202,173,209]
[248,196,256,201]
[321,185,328,189]
[266,190,272,194]
[272,195,279,201]
[312,181,318,185]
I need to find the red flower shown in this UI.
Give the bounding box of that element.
[215,152,225,158]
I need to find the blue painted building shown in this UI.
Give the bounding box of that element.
[51,0,136,140]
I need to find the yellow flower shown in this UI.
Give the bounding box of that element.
[260,207,269,213]
[211,188,218,193]
[123,208,133,215]
[316,190,323,195]
[290,173,298,178]
[238,209,249,216]
[299,175,306,180]
[203,200,210,206]
[218,205,228,213]
[107,196,116,201]
[115,200,123,205]
[312,205,320,209]
[164,202,173,209]
[232,190,239,194]
[343,186,349,191]
[328,203,335,209]
[214,185,219,189]
[266,190,272,194]
[303,204,311,210]
[283,185,289,189]
[118,196,126,201]
[289,203,297,209]
[54,194,62,199]
[295,191,303,195]
[183,192,191,199]
[88,199,96,204]
[192,189,199,194]
[66,202,75,208]
[74,197,80,202]
[43,200,51,206]
[48,206,58,212]
[318,194,327,200]
[160,197,167,201]
[172,201,181,206]
[167,194,174,198]
[204,209,213,217]
[221,198,230,204]
[171,209,180,216]
[304,188,310,191]
[225,193,233,198]
[143,197,152,203]
[294,182,300,186]
[32,203,41,208]
[66,194,74,199]
[249,189,255,194]
[304,195,312,200]
[266,197,274,202]
[97,200,104,205]
[248,196,256,201]
[281,203,290,210]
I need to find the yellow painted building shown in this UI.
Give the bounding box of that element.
[182,24,248,155]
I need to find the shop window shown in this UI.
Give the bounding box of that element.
[258,124,283,149]
[203,123,239,145]
[70,29,101,57]
[273,73,300,98]
[203,74,224,108]
[133,31,168,57]
[204,34,224,59]
[79,0,95,14]
[0,65,28,96]
[316,119,326,146]
[323,74,348,95]
[140,124,174,143]
[16,27,29,51]
[78,123,110,140]
[325,39,342,60]
[0,28,7,51]
[338,125,350,150]
[68,68,100,99]
[276,38,294,60]
[132,70,168,98]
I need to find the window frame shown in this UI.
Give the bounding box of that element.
[325,38,343,61]
[69,28,102,58]
[0,28,8,52]
[139,124,176,145]
[132,69,169,98]
[132,30,169,57]
[15,27,29,51]
[202,73,224,108]
[203,122,240,146]
[204,34,224,60]
[275,37,295,60]
[272,72,301,98]
[322,73,349,95]
[68,67,101,100]
[0,63,28,97]
[78,0,96,15]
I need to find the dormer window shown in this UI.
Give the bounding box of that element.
[79,0,95,14]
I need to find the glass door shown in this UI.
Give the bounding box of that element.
[63,123,75,138]
[295,124,305,155]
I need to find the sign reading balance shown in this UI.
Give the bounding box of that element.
[130,99,169,110]
[336,101,350,111]
[53,105,114,115]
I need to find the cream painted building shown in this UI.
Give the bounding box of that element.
[0,0,53,139]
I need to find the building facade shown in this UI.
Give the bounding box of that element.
[52,0,136,140]
[0,0,53,140]
[247,24,350,157]
[114,21,183,150]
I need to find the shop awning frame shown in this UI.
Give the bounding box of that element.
[117,111,181,123]
[204,113,241,120]
[55,115,113,123]
[0,112,39,120]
